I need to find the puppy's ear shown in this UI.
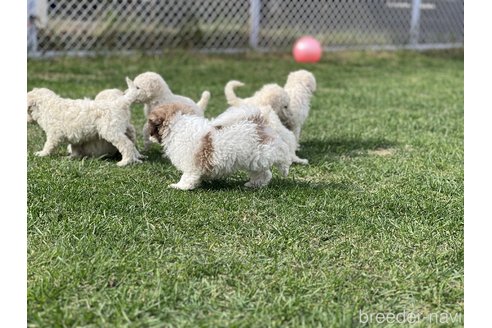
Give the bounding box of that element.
[148,114,163,126]
[126,77,135,89]
[148,114,163,143]
[27,92,36,109]
[27,94,36,123]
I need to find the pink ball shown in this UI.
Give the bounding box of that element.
[292,36,322,63]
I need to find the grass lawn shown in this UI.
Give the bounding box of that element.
[27,50,463,327]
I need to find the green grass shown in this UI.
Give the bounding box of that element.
[27,50,464,327]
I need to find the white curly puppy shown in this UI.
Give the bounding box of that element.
[283,70,317,141]
[132,71,211,150]
[147,103,292,190]
[223,81,308,165]
[225,81,290,117]
[27,78,142,167]
[68,88,139,159]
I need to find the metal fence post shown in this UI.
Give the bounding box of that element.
[249,0,260,49]
[409,0,422,46]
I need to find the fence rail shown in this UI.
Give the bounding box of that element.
[27,0,464,57]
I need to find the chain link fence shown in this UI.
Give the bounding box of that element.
[27,0,463,57]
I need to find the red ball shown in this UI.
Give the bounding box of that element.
[293,36,322,63]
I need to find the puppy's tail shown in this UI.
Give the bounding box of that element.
[224,80,245,106]
[196,90,211,112]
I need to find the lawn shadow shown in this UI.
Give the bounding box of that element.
[199,175,356,193]
[269,177,356,192]
[72,146,171,167]
[142,137,398,167]
[139,137,390,192]
[199,179,245,191]
[299,137,398,164]
[139,146,168,163]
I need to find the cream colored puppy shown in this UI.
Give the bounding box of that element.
[68,88,139,159]
[283,70,317,141]
[27,78,142,166]
[223,81,308,165]
[132,71,211,150]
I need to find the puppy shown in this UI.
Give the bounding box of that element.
[27,78,142,166]
[148,103,292,190]
[132,71,211,150]
[68,88,139,159]
[283,70,317,141]
[222,81,308,165]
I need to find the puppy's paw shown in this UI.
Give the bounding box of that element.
[293,157,309,165]
[244,180,267,188]
[136,152,147,160]
[169,183,194,190]
[34,151,49,157]
[68,154,82,159]
[117,158,142,167]
[244,181,256,188]
[279,165,290,177]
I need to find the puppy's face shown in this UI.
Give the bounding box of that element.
[133,72,170,103]
[271,92,290,114]
[27,91,36,123]
[27,88,54,123]
[147,103,195,143]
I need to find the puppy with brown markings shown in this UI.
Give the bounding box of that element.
[148,103,292,190]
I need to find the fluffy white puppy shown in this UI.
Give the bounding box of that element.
[225,81,290,116]
[68,88,139,159]
[27,78,142,167]
[223,81,308,165]
[283,70,317,141]
[147,103,292,190]
[132,71,211,150]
